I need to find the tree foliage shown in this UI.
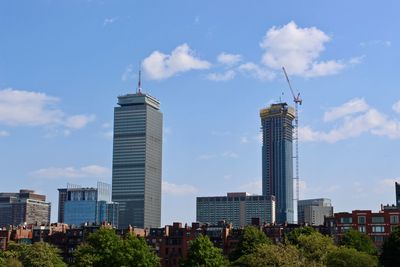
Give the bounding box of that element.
[296,231,336,266]
[183,235,228,267]
[229,225,271,261]
[285,226,316,246]
[73,228,159,267]
[380,226,400,267]
[233,243,303,267]
[340,229,377,255]
[2,242,65,267]
[326,246,378,267]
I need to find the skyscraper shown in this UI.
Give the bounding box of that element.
[396,182,400,208]
[112,92,162,229]
[298,198,333,226]
[260,103,295,224]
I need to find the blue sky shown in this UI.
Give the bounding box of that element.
[1,0,399,225]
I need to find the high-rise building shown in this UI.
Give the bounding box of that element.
[396,182,400,208]
[0,190,51,227]
[298,198,333,226]
[197,192,275,227]
[58,182,119,226]
[112,92,162,229]
[260,103,295,224]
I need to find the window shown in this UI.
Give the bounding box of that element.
[390,215,399,224]
[340,217,352,224]
[372,216,384,223]
[372,226,385,233]
[358,226,366,233]
[374,236,384,242]
[358,216,366,224]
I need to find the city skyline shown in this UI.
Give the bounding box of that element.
[1,1,400,225]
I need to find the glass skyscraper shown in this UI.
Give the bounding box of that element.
[260,103,295,224]
[112,92,162,229]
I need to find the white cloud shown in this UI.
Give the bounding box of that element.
[142,44,211,80]
[162,181,198,195]
[393,100,400,114]
[30,165,111,179]
[323,98,369,122]
[217,52,242,66]
[260,21,348,77]
[240,136,249,143]
[222,151,239,158]
[103,17,118,26]
[121,64,135,81]
[300,99,400,143]
[0,88,95,132]
[360,40,391,47]
[238,62,275,81]
[206,70,236,81]
[0,130,9,137]
[239,179,262,195]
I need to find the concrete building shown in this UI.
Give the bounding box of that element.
[396,182,400,208]
[0,190,51,227]
[196,192,275,227]
[298,198,333,226]
[260,103,295,224]
[58,182,119,226]
[112,92,162,229]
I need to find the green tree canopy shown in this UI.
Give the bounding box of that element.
[4,242,65,267]
[296,231,336,266]
[326,246,378,267]
[233,243,303,267]
[183,235,228,267]
[229,225,271,261]
[340,229,377,255]
[285,226,316,246]
[73,227,159,267]
[380,226,400,267]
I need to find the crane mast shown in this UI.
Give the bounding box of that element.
[282,67,302,223]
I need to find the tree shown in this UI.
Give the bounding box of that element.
[285,226,316,246]
[229,225,271,261]
[233,243,303,267]
[340,229,377,255]
[296,231,336,266]
[5,242,65,267]
[326,246,378,267]
[380,226,400,267]
[183,235,228,267]
[73,227,159,267]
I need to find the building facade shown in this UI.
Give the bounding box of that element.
[328,206,400,247]
[260,103,295,224]
[196,192,275,227]
[112,92,162,229]
[0,190,50,227]
[298,198,333,226]
[396,182,400,208]
[58,182,119,226]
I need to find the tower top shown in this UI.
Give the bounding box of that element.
[137,66,142,94]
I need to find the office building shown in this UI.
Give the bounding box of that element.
[298,198,333,226]
[58,182,119,226]
[260,103,295,224]
[0,190,50,227]
[396,182,400,208]
[112,92,162,229]
[196,192,275,227]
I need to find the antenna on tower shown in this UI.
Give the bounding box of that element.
[137,62,142,94]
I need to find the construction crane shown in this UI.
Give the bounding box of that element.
[282,66,302,222]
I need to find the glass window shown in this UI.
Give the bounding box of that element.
[372,216,384,223]
[340,217,352,224]
[358,226,366,233]
[358,216,366,224]
[372,226,385,233]
[374,236,384,242]
[390,215,399,224]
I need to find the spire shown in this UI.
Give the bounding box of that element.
[137,62,142,94]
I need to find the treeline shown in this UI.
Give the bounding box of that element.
[1,226,399,267]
